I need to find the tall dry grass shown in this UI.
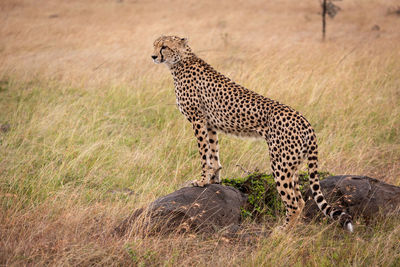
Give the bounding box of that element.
[1,0,399,266]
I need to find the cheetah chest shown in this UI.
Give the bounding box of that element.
[174,83,201,121]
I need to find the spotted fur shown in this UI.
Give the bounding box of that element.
[151,35,353,231]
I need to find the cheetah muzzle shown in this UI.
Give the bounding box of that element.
[151,35,354,232]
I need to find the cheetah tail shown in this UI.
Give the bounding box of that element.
[307,153,354,233]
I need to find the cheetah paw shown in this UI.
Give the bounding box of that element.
[191,180,207,187]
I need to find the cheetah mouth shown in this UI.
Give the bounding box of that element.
[151,55,164,64]
[152,58,164,64]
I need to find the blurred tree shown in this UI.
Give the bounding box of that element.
[321,0,342,40]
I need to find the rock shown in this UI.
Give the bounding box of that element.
[116,175,400,235]
[115,184,247,236]
[303,175,400,222]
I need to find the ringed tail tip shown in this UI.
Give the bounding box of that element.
[345,222,354,233]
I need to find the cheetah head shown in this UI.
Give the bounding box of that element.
[151,35,192,67]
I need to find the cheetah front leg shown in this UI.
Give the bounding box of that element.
[207,126,222,184]
[191,120,213,187]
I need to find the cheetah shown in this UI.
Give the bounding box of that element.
[151,35,353,232]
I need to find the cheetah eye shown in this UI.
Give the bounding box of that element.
[161,45,167,50]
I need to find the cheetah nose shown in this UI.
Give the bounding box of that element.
[151,55,157,60]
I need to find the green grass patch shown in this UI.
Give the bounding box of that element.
[222,171,332,221]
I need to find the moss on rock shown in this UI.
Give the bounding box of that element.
[222,171,332,221]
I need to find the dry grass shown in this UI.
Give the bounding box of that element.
[1,0,399,266]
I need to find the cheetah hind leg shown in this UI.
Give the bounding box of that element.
[274,169,304,231]
[289,173,305,227]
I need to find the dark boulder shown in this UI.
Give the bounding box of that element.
[115,184,247,235]
[303,175,400,222]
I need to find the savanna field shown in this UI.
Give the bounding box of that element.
[0,0,399,265]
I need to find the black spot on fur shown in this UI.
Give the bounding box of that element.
[326,207,332,215]
[332,210,342,219]
[312,184,320,191]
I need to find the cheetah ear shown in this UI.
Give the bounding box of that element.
[180,37,188,45]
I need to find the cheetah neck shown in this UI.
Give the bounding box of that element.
[169,55,197,72]
[169,55,219,80]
